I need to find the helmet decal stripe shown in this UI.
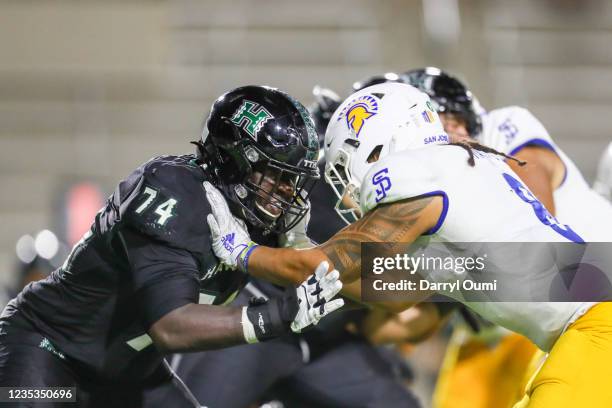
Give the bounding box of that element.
[422,110,436,123]
[286,94,319,161]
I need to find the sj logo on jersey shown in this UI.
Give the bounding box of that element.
[372,168,392,202]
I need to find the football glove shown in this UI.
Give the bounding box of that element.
[241,261,344,343]
[204,181,257,272]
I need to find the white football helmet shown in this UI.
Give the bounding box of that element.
[324,82,449,224]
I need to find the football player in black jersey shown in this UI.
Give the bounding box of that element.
[0,85,344,408]
[143,86,424,408]
[145,168,421,408]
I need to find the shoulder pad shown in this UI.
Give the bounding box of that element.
[490,106,555,156]
[120,155,212,254]
[360,149,440,215]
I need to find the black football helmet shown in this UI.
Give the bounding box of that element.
[196,85,320,235]
[402,67,482,137]
[351,72,404,92]
[308,85,342,144]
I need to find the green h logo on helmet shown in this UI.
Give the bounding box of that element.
[230,100,273,140]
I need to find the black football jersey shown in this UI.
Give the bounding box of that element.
[1,155,247,384]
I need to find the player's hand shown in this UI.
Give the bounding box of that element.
[203,181,257,272]
[290,261,344,333]
[241,261,344,343]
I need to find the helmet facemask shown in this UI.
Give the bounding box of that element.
[242,146,318,234]
[203,131,318,235]
[324,147,363,225]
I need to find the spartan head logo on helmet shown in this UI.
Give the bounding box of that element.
[339,95,379,138]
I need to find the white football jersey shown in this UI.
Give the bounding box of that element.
[594,142,612,201]
[360,145,591,351]
[478,106,612,242]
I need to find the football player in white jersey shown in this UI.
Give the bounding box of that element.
[594,142,612,200]
[404,67,612,241]
[205,82,612,407]
[403,67,612,407]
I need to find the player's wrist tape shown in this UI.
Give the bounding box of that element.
[241,307,259,344]
[241,289,299,343]
[237,241,258,273]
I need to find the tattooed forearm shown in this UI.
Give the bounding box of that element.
[321,238,362,274]
[247,195,439,289]
[319,196,435,282]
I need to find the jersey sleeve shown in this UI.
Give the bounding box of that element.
[497,107,557,156]
[120,156,212,254]
[122,227,200,329]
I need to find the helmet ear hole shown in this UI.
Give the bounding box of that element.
[215,145,253,184]
[219,116,243,142]
[366,145,383,163]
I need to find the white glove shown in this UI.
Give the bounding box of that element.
[291,261,345,333]
[241,261,345,343]
[203,181,257,272]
